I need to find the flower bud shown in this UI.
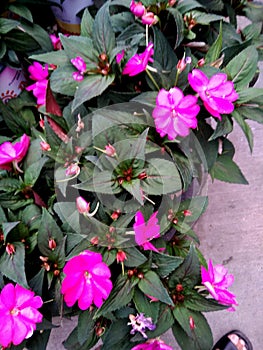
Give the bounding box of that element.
[111,209,121,220]
[189,316,195,330]
[105,144,116,157]
[6,243,15,255]
[176,284,184,292]
[116,250,127,263]
[66,163,80,176]
[141,12,159,26]
[183,209,192,216]
[197,58,205,67]
[40,141,51,151]
[48,238,57,251]
[76,196,90,214]
[168,0,177,6]
[90,236,99,245]
[130,0,145,17]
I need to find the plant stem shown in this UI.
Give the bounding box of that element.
[146,68,160,91]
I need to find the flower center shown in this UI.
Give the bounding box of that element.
[10,307,20,316]
[85,271,91,281]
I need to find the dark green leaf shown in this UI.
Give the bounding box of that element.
[0,242,28,287]
[29,50,69,66]
[138,271,173,305]
[124,247,147,267]
[236,88,263,104]
[24,156,48,186]
[168,245,200,289]
[8,4,33,22]
[18,22,53,52]
[78,309,96,345]
[81,8,94,38]
[167,8,185,48]
[176,0,204,14]
[232,110,253,153]
[226,45,258,89]
[206,21,222,64]
[147,303,174,338]
[72,74,115,112]
[133,289,159,322]
[2,221,20,241]
[92,3,116,59]
[173,307,213,350]
[0,18,19,34]
[101,319,130,350]
[153,253,183,278]
[95,275,137,317]
[210,155,248,184]
[184,291,228,312]
[50,65,78,96]
[209,115,233,140]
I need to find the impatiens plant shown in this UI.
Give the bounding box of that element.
[0,0,263,349]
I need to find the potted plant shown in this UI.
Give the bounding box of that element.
[0,0,262,349]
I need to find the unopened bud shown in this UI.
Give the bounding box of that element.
[189,316,195,330]
[66,163,80,177]
[183,209,192,216]
[40,141,51,151]
[137,272,144,279]
[53,269,60,276]
[130,0,145,17]
[116,250,127,263]
[176,284,184,292]
[6,243,15,255]
[39,119,45,129]
[90,236,99,245]
[197,58,205,67]
[173,218,178,225]
[48,238,57,251]
[138,172,147,180]
[105,144,116,157]
[141,12,159,26]
[111,210,121,220]
[76,196,90,214]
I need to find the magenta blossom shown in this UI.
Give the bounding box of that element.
[131,338,173,350]
[0,134,30,172]
[71,56,86,81]
[116,50,125,64]
[28,61,49,81]
[122,43,154,77]
[188,69,238,119]
[134,211,161,252]
[61,250,113,310]
[26,79,48,106]
[0,284,43,347]
[76,196,90,214]
[49,34,63,50]
[128,313,156,339]
[152,87,200,140]
[130,0,145,17]
[201,260,238,310]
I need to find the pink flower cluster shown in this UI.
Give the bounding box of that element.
[152,69,238,140]
[122,42,154,77]
[130,0,158,26]
[0,284,43,347]
[71,56,87,81]
[26,61,49,106]
[61,250,112,310]
[0,133,30,172]
[201,260,238,310]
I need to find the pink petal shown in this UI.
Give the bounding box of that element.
[11,315,30,345]
[0,142,16,164]
[207,73,227,90]
[13,134,30,162]
[203,102,222,119]
[91,262,112,279]
[78,280,93,310]
[188,69,208,93]
[0,314,13,347]
[0,283,16,309]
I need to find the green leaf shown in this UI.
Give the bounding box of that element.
[2,221,20,241]
[95,275,136,317]
[138,271,173,305]
[184,291,228,312]
[29,268,45,296]
[8,4,33,22]
[210,155,248,184]
[147,303,174,338]
[50,65,78,97]
[191,10,224,24]
[18,22,53,52]
[37,209,65,265]
[178,196,208,223]
[153,253,183,278]
[29,50,69,66]
[81,8,94,38]
[237,88,263,104]
[206,21,222,64]
[72,74,115,112]
[124,247,147,267]
[24,156,48,186]
[92,3,116,60]
[0,178,21,192]
[142,158,182,195]
[0,18,19,34]
[101,319,130,350]
[0,242,28,287]
[209,115,233,140]
[133,289,159,322]
[232,110,253,153]
[166,8,185,48]
[176,0,204,14]
[226,45,258,89]
[173,307,213,350]
[77,310,96,346]
[74,170,120,194]
[168,245,200,289]
[121,179,144,205]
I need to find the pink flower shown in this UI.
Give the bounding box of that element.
[71,56,86,81]
[0,283,43,347]
[122,43,154,77]
[76,196,90,214]
[26,79,48,106]
[201,260,238,310]
[152,87,200,140]
[141,12,159,26]
[105,144,116,157]
[61,250,113,310]
[130,0,145,17]
[0,134,30,172]
[116,50,125,64]
[134,211,161,252]
[131,338,173,350]
[188,69,238,119]
[28,61,49,81]
[49,34,63,50]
